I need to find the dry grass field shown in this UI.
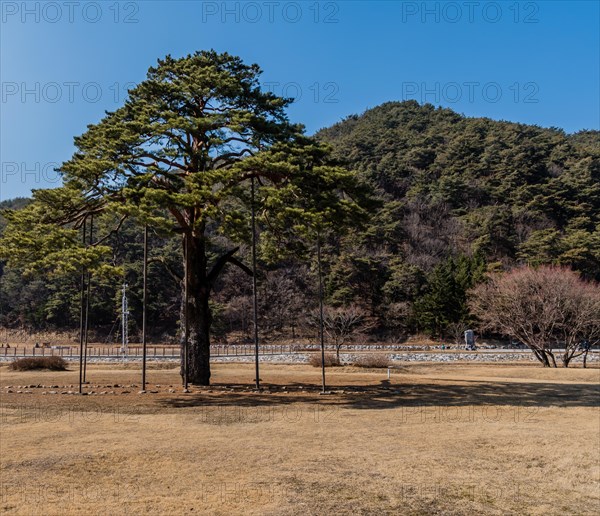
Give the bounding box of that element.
[1,361,599,515]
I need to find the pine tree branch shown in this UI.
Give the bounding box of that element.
[207,247,253,288]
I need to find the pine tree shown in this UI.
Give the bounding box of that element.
[0,51,368,385]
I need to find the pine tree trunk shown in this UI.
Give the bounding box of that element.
[180,233,212,385]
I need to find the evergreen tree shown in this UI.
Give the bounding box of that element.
[0,51,367,384]
[414,254,485,338]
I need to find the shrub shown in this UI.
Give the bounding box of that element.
[309,353,340,367]
[9,356,68,371]
[353,353,391,368]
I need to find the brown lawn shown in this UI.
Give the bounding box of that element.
[1,362,599,515]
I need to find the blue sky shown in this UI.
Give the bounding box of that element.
[1,0,599,200]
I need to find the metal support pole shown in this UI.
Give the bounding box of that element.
[142,225,148,391]
[317,229,326,393]
[251,177,260,389]
[78,218,87,394]
[121,283,129,361]
[183,234,189,390]
[83,214,93,383]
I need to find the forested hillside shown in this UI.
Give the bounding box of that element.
[318,101,599,275]
[1,101,598,341]
[315,101,600,337]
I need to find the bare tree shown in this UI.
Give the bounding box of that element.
[469,266,600,367]
[447,321,467,346]
[310,305,372,360]
[258,269,310,339]
[217,265,311,342]
[403,200,464,270]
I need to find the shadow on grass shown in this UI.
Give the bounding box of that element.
[159,379,600,410]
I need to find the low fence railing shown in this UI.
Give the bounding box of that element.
[0,344,298,359]
[2,344,597,360]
